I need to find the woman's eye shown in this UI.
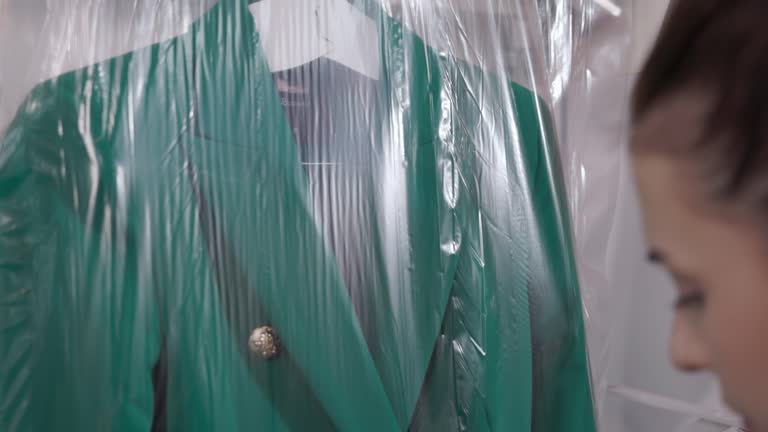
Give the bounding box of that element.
[674,291,706,309]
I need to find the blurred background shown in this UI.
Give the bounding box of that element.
[0,0,742,430]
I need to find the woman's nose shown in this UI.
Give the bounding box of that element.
[670,315,711,372]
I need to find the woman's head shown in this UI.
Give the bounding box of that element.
[631,0,768,429]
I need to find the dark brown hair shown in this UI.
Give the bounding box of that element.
[632,0,768,196]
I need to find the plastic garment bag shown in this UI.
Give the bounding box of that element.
[0,0,595,430]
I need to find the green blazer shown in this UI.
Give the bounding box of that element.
[0,0,595,430]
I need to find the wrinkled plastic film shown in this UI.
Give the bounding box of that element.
[1,0,596,430]
[556,2,633,429]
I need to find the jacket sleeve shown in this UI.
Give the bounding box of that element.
[0,82,63,431]
[0,67,161,431]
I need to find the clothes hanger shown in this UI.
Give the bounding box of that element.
[246,0,380,79]
[594,0,621,17]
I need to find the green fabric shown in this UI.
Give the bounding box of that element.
[0,0,596,430]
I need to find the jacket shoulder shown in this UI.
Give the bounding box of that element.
[2,35,183,148]
[0,35,185,227]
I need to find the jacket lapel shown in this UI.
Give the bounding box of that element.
[180,1,399,430]
[189,1,465,429]
[342,3,468,427]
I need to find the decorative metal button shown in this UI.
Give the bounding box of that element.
[248,326,281,360]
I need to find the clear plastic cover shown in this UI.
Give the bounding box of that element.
[0,0,596,430]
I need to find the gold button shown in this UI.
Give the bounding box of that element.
[248,326,281,360]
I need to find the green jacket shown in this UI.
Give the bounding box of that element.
[0,0,595,430]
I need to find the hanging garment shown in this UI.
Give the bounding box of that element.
[0,0,595,430]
